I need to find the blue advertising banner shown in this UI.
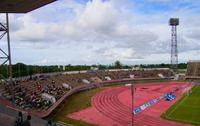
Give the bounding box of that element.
[133,107,142,114]
[133,96,164,115]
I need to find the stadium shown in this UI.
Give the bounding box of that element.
[0,0,200,126]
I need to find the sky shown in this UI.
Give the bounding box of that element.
[1,0,200,65]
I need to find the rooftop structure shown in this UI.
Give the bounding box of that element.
[0,0,57,13]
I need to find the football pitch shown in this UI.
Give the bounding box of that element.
[163,85,200,125]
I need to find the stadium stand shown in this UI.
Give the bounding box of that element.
[0,69,173,118]
[185,60,200,79]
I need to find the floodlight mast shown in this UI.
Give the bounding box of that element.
[0,13,14,103]
[0,0,57,105]
[169,18,179,75]
[6,13,13,80]
[0,14,12,80]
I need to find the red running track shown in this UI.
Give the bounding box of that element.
[68,82,192,126]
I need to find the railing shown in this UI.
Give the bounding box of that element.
[0,103,72,126]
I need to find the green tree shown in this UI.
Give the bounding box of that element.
[114,60,122,69]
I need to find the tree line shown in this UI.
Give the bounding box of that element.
[0,61,187,78]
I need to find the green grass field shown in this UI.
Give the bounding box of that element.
[163,85,200,125]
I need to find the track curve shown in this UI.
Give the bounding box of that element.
[92,87,132,125]
[91,85,191,126]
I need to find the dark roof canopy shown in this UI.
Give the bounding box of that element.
[0,0,57,13]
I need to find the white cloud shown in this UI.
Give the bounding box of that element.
[1,0,200,65]
[100,48,143,60]
[78,0,118,30]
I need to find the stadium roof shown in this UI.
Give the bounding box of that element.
[0,0,57,13]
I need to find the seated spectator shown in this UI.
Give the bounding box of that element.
[51,80,55,84]
[15,111,23,126]
[22,115,31,126]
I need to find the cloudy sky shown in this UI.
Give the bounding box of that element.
[1,0,200,65]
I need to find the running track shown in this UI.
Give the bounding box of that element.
[69,82,192,126]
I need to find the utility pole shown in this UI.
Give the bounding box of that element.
[131,81,134,126]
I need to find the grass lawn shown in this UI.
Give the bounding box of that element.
[163,85,200,125]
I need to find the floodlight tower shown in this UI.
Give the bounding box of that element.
[0,14,12,81]
[169,18,179,75]
[0,0,57,105]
